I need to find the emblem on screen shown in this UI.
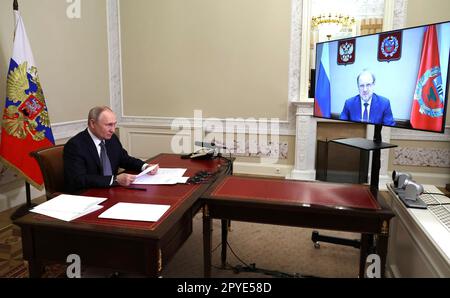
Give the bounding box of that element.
[378,31,402,62]
[414,66,444,118]
[337,39,355,65]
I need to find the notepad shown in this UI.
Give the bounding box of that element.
[98,202,171,222]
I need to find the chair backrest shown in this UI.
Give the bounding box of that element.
[30,144,65,200]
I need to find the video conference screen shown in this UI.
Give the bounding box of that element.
[314,21,450,133]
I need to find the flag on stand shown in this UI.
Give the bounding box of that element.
[410,25,445,132]
[0,9,54,189]
[314,43,331,118]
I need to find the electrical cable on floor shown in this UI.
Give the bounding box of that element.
[211,242,222,254]
[226,241,252,269]
[211,240,317,278]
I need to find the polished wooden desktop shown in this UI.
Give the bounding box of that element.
[14,153,230,277]
[202,175,395,278]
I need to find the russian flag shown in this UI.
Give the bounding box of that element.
[0,10,55,189]
[314,43,331,118]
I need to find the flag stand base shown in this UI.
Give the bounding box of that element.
[10,182,34,220]
[10,202,37,220]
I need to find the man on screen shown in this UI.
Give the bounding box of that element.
[340,70,395,126]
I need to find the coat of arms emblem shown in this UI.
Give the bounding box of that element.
[337,39,356,65]
[378,31,402,62]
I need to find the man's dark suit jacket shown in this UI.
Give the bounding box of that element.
[339,93,396,126]
[63,129,145,194]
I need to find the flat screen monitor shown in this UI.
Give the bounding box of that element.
[313,21,450,133]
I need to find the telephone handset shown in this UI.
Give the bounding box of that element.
[189,148,215,159]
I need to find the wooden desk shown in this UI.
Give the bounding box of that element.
[202,176,394,278]
[14,153,230,277]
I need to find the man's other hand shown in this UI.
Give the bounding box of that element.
[116,173,136,186]
[147,164,159,175]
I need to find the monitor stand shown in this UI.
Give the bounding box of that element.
[311,125,398,257]
[330,125,397,195]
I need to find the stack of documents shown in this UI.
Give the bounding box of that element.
[30,194,107,222]
[133,168,189,185]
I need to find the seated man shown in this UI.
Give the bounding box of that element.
[340,70,396,126]
[64,106,158,193]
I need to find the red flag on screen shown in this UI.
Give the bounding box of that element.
[410,25,445,132]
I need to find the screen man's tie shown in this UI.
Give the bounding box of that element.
[100,140,112,176]
[363,103,369,122]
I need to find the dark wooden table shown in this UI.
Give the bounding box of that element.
[202,176,394,278]
[14,153,230,277]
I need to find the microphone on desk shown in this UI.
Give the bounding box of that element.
[402,179,424,201]
[392,171,412,188]
[194,141,228,150]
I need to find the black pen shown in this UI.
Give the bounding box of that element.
[125,187,147,191]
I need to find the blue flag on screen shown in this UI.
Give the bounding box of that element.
[314,43,331,118]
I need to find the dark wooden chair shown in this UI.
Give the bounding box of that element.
[30,144,65,200]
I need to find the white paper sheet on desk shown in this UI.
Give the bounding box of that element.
[32,205,103,222]
[135,164,158,178]
[133,168,188,185]
[98,202,171,222]
[30,194,106,221]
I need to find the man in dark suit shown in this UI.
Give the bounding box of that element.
[64,106,158,193]
[340,70,395,126]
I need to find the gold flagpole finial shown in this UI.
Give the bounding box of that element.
[13,0,19,11]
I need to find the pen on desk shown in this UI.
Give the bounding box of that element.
[125,187,147,191]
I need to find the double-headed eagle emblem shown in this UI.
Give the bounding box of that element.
[339,42,354,63]
[2,62,50,141]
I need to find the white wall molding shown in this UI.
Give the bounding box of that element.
[288,0,303,102]
[393,0,408,30]
[393,147,450,168]
[121,117,294,136]
[290,101,317,180]
[52,120,86,140]
[233,162,294,178]
[391,127,450,142]
[106,0,123,120]
[405,172,450,187]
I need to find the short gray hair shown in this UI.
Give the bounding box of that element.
[87,106,112,124]
[357,70,376,85]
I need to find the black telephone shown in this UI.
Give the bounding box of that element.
[181,148,215,160]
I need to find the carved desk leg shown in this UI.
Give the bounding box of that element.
[377,220,390,278]
[359,233,371,278]
[221,219,229,268]
[203,205,212,278]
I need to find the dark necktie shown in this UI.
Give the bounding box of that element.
[100,140,112,176]
[363,102,369,122]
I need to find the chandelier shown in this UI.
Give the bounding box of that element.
[311,13,355,40]
[311,13,356,30]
